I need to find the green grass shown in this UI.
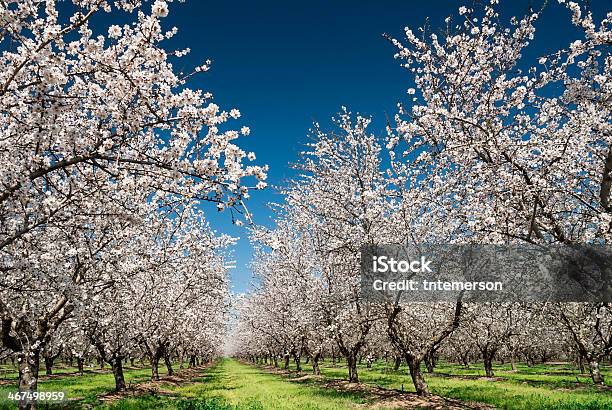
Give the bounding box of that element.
[0,358,610,409]
[0,363,160,409]
[280,359,612,410]
[138,358,371,410]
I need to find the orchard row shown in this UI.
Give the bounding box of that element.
[231,0,612,397]
[0,1,265,406]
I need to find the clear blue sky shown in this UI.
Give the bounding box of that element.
[144,0,603,293]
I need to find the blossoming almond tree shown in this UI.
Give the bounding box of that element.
[235,111,391,382]
[134,209,232,382]
[284,112,391,383]
[81,206,231,390]
[249,218,328,372]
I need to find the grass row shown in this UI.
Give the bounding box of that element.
[110,359,371,410]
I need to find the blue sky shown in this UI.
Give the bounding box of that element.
[151,0,603,293]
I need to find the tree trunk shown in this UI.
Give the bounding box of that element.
[393,356,401,371]
[293,352,301,371]
[483,353,495,378]
[283,353,290,370]
[44,356,53,376]
[77,358,84,376]
[589,361,605,385]
[151,349,161,381]
[407,357,429,396]
[461,353,470,368]
[312,352,321,375]
[111,357,127,391]
[578,356,585,374]
[164,353,174,376]
[346,353,358,383]
[18,348,40,410]
[424,352,436,373]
